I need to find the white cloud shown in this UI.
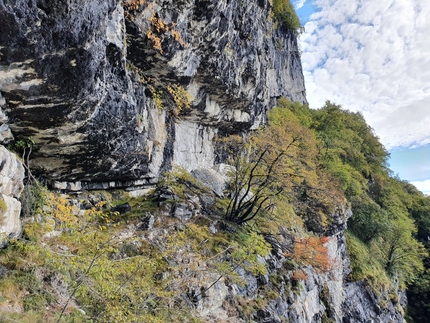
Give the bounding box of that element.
[294,0,307,10]
[301,0,430,149]
[410,179,430,196]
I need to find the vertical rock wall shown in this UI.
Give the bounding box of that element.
[0,0,306,189]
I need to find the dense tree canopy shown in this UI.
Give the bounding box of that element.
[220,98,428,295]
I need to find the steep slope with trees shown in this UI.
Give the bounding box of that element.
[0,98,426,322]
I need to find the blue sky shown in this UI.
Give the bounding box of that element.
[293,0,430,195]
[295,1,316,25]
[389,146,430,181]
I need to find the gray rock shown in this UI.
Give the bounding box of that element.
[0,146,24,246]
[138,213,155,231]
[342,281,404,323]
[0,0,306,190]
[0,146,25,198]
[0,107,13,143]
[173,202,194,222]
[209,221,217,234]
[191,167,228,197]
[0,194,22,245]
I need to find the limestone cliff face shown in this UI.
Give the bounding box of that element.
[0,0,306,190]
[0,1,407,322]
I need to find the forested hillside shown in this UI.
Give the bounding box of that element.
[222,98,429,294]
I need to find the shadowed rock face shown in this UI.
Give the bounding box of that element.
[0,0,306,190]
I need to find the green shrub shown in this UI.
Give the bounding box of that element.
[346,231,391,292]
[23,294,49,311]
[20,182,47,218]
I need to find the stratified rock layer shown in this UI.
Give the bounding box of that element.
[0,0,306,190]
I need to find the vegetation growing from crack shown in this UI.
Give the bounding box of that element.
[145,10,187,54]
[167,84,192,116]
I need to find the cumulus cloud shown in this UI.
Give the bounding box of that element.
[410,179,430,196]
[294,0,307,10]
[300,0,430,149]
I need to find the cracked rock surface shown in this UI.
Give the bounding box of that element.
[0,0,306,190]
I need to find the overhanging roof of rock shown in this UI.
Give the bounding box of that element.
[0,0,306,188]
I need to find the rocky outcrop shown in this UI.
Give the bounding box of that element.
[342,281,406,323]
[0,0,306,190]
[158,167,406,323]
[0,145,24,245]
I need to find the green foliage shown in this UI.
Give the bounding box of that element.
[346,231,391,291]
[0,194,197,322]
[285,99,428,291]
[20,182,47,218]
[372,217,426,287]
[23,292,54,311]
[275,97,313,128]
[397,183,430,322]
[349,194,389,243]
[260,99,426,292]
[406,269,430,323]
[0,196,7,212]
[219,103,321,225]
[219,99,344,234]
[271,0,302,34]
[218,99,430,289]
[167,84,192,116]
[7,136,35,156]
[158,166,211,202]
[0,183,276,322]
[112,192,158,221]
[347,175,427,289]
[312,101,389,193]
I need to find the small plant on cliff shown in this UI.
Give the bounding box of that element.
[0,196,7,212]
[0,195,7,225]
[8,136,35,175]
[167,84,192,116]
[285,236,333,273]
[149,85,163,112]
[146,11,187,53]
